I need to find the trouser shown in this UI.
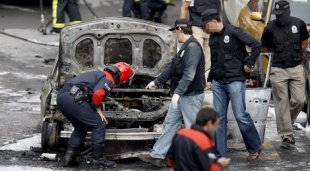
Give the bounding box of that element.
[212,80,261,157]
[192,26,210,84]
[148,0,167,23]
[52,0,82,29]
[57,90,106,150]
[150,93,205,159]
[191,26,211,71]
[122,0,150,20]
[269,64,305,141]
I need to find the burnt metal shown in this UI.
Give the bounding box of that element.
[40,17,176,156]
[104,101,170,121]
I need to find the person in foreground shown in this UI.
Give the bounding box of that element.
[202,8,264,160]
[261,0,309,149]
[138,19,205,167]
[57,62,134,168]
[166,108,230,171]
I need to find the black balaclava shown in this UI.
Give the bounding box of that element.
[276,9,291,26]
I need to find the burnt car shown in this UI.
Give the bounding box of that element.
[40,17,177,159]
[40,16,272,159]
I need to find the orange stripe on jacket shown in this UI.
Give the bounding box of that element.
[177,129,213,150]
[166,157,176,168]
[210,163,222,171]
[91,71,116,105]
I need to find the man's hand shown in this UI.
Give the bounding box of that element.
[96,108,107,123]
[218,157,230,168]
[206,82,212,90]
[145,81,157,89]
[244,65,254,73]
[171,94,180,109]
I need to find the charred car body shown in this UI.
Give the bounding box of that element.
[40,16,272,159]
[40,17,176,159]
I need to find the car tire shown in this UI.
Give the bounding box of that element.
[41,120,61,152]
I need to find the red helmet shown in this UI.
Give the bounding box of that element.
[113,62,133,84]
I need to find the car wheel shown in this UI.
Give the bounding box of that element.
[41,120,61,152]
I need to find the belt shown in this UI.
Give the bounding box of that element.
[183,89,204,96]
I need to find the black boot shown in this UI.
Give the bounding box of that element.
[91,148,116,168]
[63,146,81,167]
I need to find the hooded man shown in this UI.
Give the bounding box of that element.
[261,0,309,149]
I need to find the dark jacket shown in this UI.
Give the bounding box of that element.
[166,124,222,171]
[261,17,309,68]
[208,24,261,84]
[63,71,114,108]
[154,36,205,95]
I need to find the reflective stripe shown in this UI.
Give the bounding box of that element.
[53,23,65,28]
[69,20,82,25]
[163,0,175,5]
[52,0,65,28]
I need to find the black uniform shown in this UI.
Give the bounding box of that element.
[260,9,309,149]
[261,17,309,68]
[57,71,114,150]
[208,24,261,84]
[52,0,82,31]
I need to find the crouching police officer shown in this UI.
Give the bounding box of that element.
[57,62,134,168]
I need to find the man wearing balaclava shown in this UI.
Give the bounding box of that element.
[261,0,309,149]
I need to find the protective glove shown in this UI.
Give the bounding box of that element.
[145,81,156,89]
[171,94,180,109]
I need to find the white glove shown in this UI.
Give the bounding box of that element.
[145,81,156,89]
[171,94,180,109]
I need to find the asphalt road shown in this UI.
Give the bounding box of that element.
[0,1,310,171]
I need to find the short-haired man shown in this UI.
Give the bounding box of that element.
[166,108,230,171]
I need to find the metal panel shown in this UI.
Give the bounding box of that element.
[60,131,161,140]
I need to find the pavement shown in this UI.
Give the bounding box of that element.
[1,1,310,171]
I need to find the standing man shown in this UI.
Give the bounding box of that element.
[138,19,205,167]
[166,108,230,171]
[202,9,263,160]
[122,0,150,20]
[51,0,82,33]
[261,0,309,149]
[180,0,217,80]
[57,62,134,168]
